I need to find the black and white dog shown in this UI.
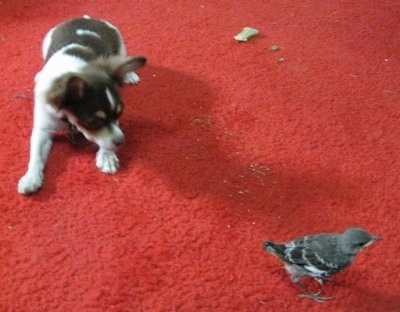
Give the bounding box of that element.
[18,16,146,195]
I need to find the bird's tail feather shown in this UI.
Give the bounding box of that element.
[263,241,286,259]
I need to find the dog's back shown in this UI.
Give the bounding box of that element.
[43,17,123,62]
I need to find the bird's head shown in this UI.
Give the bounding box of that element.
[341,228,381,254]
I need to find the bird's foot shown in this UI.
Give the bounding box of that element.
[315,278,324,286]
[316,277,332,284]
[298,292,334,303]
[296,282,333,303]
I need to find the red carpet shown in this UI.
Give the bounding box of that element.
[1,1,399,311]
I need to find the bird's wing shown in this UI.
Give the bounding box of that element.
[284,238,308,265]
[285,235,345,276]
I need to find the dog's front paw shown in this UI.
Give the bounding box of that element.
[124,71,140,84]
[18,171,44,195]
[96,150,120,174]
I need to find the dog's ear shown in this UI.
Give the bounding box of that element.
[48,75,87,109]
[101,56,146,85]
[63,77,86,106]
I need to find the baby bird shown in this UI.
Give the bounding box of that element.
[263,228,381,302]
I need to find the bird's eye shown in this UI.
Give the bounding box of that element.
[356,242,365,248]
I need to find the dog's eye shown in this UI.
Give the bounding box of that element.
[83,117,105,130]
[116,102,124,117]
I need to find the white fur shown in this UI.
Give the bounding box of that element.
[18,18,136,195]
[124,71,140,84]
[76,29,101,38]
[96,148,120,174]
[42,27,55,60]
[106,88,116,110]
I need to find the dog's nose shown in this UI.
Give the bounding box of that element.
[112,136,125,146]
[110,123,125,147]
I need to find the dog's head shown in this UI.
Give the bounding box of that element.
[47,55,146,150]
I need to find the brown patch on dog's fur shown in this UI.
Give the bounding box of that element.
[46,74,74,109]
[95,110,107,119]
[92,55,146,85]
[116,103,123,115]
[46,55,146,109]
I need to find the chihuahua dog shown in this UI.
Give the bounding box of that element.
[18,16,146,195]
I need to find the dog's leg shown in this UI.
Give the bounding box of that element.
[96,147,120,174]
[123,72,141,84]
[114,32,142,84]
[18,128,54,195]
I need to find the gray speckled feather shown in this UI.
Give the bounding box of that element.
[263,228,381,302]
[289,234,349,276]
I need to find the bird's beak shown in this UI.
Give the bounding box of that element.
[372,236,382,242]
[365,236,381,247]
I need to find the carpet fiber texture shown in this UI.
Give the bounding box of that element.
[1,1,399,311]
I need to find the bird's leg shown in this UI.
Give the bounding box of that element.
[317,276,333,283]
[295,282,334,303]
[296,281,321,297]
